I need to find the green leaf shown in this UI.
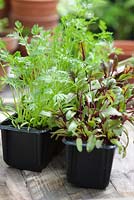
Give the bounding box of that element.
[86,92,93,103]
[82,106,89,118]
[20,122,29,128]
[66,110,76,120]
[86,135,96,152]
[76,138,83,152]
[101,107,122,118]
[0,0,5,9]
[94,117,102,123]
[83,124,92,136]
[92,72,104,79]
[118,73,133,81]
[88,120,96,128]
[91,80,101,90]
[119,101,126,112]
[108,119,121,129]
[15,21,23,29]
[40,111,52,117]
[96,139,103,149]
[0,39,6,49]
[107,130,115,140]
[113,127,123,136]
[31,24,43,35]
[68,120,77,132]
[99,20,107,32]
[110,139,122,154]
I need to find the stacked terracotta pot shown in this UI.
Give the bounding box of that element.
[0,0,18,80]
[10,0,59,29]
[114,40,134,61]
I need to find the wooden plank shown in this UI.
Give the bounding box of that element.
[22,151,120,200]
[0,135,32,200]
[5,168,32,200]
[22,153,71,200]
[61,176,121,199]
[0,185,14,200]
[90,198,134,200]
[111,121,134,197]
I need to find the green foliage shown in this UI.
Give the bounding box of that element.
[0,14,133,157]
[94,0,134,39]
[0,0,5,9]
[76,138,83,152]
[58,0,134,39]
[79,0,134,40]
[57,0,106,19]
[0,22,72,129]
[57,0,77,16]
[53,56,134,157]
[0,16,114,129]
[0,18,8,32]
[51,15,115,74]
[0,39,6,48]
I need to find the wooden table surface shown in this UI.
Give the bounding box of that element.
[0,86,134,200]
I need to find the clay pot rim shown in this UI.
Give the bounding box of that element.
[11,14,59,21]
[1,36,18,42]
[114,40,134,45]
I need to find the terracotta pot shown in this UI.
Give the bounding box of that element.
[10,0,59,29]
[0,9,5,18]
[2,36,18,53]
[0,30,18,53]
[0,31,18,86]
[113,40,134,61]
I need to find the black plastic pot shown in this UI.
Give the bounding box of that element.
[63,138,116,189]
[0,118,64,172]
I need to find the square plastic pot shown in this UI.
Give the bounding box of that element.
[0,118,64,172]
[63,138,116,189]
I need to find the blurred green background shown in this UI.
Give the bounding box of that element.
[57,0,134,40]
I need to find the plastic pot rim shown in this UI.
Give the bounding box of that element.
[62,138,116,150]
[0,117,51,134]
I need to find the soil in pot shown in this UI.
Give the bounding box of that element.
[0,118,64,172]
[63,139,116,189]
